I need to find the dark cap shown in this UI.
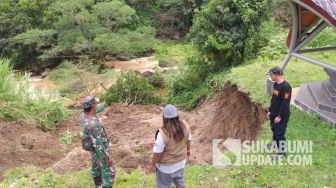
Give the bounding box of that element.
[80,96,99,109]
[269,67,283,75]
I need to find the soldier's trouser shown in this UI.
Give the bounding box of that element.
[93,175,102,187]
[91,150,114,188]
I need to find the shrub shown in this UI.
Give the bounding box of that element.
[103,72,161,105]
[49,60,98,97]
[188,0,272,68]
[93,26,157,58]
[167,50,211,95]
[257,20,288,60]
[308,27,336,48]
[0,59,70,129]
[148,69,165,88]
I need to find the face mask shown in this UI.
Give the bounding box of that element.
[96,103,105,113]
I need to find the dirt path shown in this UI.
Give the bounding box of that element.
[0,83,267,177]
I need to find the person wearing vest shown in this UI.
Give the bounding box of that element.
[80,96,115,188]
[151,104,192,188]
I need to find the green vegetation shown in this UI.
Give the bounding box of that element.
[308,27,336,48]
[48,59,122,99]
[2,110,336,187]
[189,0,273,66]
[166,0,274,109]
[1,0,158,68]
[222,57,330,107]
[154,41,195,67]
[126,0,199,39]
[49,61,95,97]
[59,130,79,145]
[1,1,336,187]
[0,59,69,129]
[148,69,165,88]
[103,72,161,105]
[167,18,336,110]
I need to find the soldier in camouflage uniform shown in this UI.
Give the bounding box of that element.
[80,96,115,188]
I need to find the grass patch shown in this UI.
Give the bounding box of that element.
[49,60,121,99]
[103,72,162,105]
[218,56,330,107]
[2,114,335,188]
[154,40,195,67]
[0,59,70,129]
[49,61,95,97]
[59,130,79,145]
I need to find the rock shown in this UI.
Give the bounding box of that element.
[116,55,131,61]
[20,134,35,149]
[140,71,153,78]
[173,34,180,40]
[41,68,51,78]
[38,61,55,69]
[159,60,170,68]
[31,64,41,73]
[105,55,117,61]
[31,61,55,74]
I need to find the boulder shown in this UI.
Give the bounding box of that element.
[140,71,154,78]
[105,55,117,61]
[116,55,131,61]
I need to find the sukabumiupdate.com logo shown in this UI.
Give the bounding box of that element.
[213,138,313,167]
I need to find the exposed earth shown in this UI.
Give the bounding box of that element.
[0,83,266,178]
[0,58,267,179]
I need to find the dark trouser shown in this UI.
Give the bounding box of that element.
[271,118,288,154]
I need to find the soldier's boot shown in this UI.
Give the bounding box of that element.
[93,175,102,188]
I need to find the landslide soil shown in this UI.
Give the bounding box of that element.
[0,83,266,178]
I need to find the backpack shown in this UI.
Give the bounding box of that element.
[82,135,93,151]
[154,129,159,140]
[81,115,94,152]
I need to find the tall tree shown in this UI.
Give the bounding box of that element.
[188,0,272,69]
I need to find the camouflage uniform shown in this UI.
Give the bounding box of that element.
[80,112,114,188]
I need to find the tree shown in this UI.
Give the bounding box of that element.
[188,0,272,69]
[0,0,51,62]
[92,1,137,31]
[7,0,157,66]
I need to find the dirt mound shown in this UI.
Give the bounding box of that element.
[0,121,73,178]
[185,83,266,163]
[47,104,165,174]
[53,83,266,173]
[53,147,91,174]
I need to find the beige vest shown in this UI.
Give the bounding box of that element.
[158,120,190,165]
